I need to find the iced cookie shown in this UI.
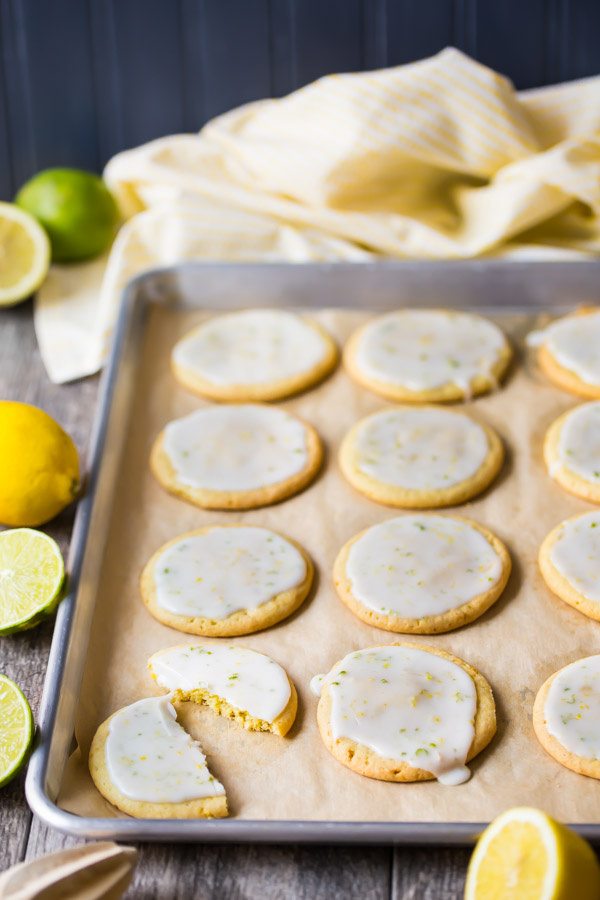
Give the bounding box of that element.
[339,406,504,508]
[533,655,600,779]
[544,401,600,503]
[344,309,511,403]
[141,525,313,636]
[333,514,511,633]
[539,511,600,622]
[311,643,496,784]
[528,307,600,398]
[151,404,323,509]
[172,309,338,402]
[89,696,227,819]
[148,643,297,736]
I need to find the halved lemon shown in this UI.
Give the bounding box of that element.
[0,675,34,787]
[465,807,600,900]
[0,529,65,634]
[0,202,50,306]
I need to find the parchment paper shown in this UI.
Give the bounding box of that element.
[58,306,600,823]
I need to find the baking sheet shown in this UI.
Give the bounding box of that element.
[56,304,600,825]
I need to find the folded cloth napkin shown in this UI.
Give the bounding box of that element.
[34,47,600,383]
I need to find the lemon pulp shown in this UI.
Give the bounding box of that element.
[0,202,50,306]
[465,807,600,900]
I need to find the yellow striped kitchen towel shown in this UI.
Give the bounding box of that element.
[35,48,600,382]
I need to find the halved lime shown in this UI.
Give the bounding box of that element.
[0,529,65,635]
[0,202,50,306]
[0,675,34,787]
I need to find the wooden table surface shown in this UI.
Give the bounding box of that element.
[0,302,471,899]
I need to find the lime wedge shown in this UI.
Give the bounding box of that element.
[0,529,65,635]
[0,202,50,307]
[0,675,33,787]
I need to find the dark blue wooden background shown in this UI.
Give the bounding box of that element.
[1,0,598,200]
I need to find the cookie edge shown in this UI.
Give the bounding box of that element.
[543,405,600,503]
[538,515,600,623]
[150,408,324,510]
[333,514,511,634]
[148,642,298,736]
[343,310,512,404]
[316,641,497,783]
[338,408,504,509]
[89,711,229,819]
[171,314,339,402]
[533,663,600,780]
[537,307,600,399]
[140,524,314,636]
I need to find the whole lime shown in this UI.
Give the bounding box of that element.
[15,168,119,263]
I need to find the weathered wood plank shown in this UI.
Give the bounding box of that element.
[392,847,470,899]
[23,819,83,861]
[26,818,392,900]
[0,763,32,870]
[122,843,391,900]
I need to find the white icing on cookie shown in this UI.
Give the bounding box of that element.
[345,515,503,618]
[353,310,506,394]
[310,674,325,697]
[528,311,600,386]
[148,644,291,723]
[105,696,225,803]
[549,511,600,604]
[544,655,600,759]
[173,310,330,386]
[313,646,477,785]
[555,402,600,484]
[152,526,307,619]
[162,404,310,491]
[351,407,490,489]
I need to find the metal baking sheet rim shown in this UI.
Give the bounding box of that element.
[25,260,600,844]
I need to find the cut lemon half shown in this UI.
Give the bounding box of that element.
[0,529,65,635]
[0,202,50,306]
[465,807,600,900]
[0,675,33,787]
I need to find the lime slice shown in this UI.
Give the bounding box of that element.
[0,675,33,787]
[0,529,65,635]
[0,202,50,307]
[465,806,600,900]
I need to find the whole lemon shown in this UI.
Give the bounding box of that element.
[15,168,119,263]
[0,402,79,526]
